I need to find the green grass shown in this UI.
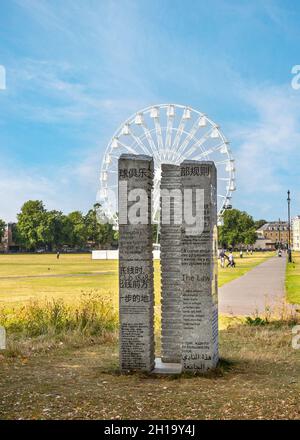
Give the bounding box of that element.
[0,254,118,305]
[0,252,274,306]
[286,251,300,305]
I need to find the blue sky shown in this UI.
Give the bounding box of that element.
[1,0,300,221]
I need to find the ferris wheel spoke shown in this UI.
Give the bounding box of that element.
[109,154,121,160]
[171,116,186,157]
[177,138,206,162]
[165,112,174,159]
[193,141,226,160]
[186,126,215,153]
[129,129,152,156]
[177,117,202,156]
[154,117,164,159]
[116,139,138,154]
[215,158,231,165]
[141,122,160,160]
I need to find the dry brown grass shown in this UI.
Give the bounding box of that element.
[0,313,299,420]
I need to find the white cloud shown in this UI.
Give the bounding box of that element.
[231,84,300,218]
[0,148,102,222]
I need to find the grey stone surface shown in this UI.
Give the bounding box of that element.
[118,154,155,372]
[160,164,182,363]
[0,326,6,350]
[180,160,219,372]
[152,357,182,375]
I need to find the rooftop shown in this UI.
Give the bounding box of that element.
[257,221,288,231]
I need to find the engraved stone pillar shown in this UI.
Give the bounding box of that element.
[160,164,182,363]
[181,160,218,372]
[118,154,155,372]
[0,326,6,350]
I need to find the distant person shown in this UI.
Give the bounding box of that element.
[227,252,236,268]
[220,249,226,267]
[56,251,60,260]
[240,250,243,258]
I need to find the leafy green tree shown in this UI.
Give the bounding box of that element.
[254,219,267,230]
[40,210,70,251]
[219,209,257,248]
[242,228,258,245]
[0,219,6,242]
[85,205,116,247]
[152,224,159,243]
[16,200,46,250]
[67,211,87,248]
[14,201,117,251]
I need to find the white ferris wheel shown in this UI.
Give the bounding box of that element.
[98,104,236,225]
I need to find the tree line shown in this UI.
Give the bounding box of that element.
[2,200,117,251]
[0,201,266,251]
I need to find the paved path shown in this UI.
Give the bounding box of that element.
[219,256,286,316]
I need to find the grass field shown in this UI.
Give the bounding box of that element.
[0,319,299,420]
[0,252,274,306]
[286,251,300,305]
[1,252,299,420]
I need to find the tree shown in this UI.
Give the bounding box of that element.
[67,211,87,248]
[0,219,5,242]
[254,219,267,230]
[16,200,46,250]
[218,209,257,248]
[40,210,69,251]
[85,205,116,247]
[242,228,258,245]
[152,224,159,243]
[14,200,121,250]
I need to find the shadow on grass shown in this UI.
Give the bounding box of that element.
[96,356,237,380]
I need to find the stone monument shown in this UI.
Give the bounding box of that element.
[118,154,155,372]
[160,164,182,363]
[180,160,218,372]
[118,154,218,374]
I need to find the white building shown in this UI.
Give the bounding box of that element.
[292,216,300,251]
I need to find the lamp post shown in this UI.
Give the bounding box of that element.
[287,190,292,262]
[278,218,281,249]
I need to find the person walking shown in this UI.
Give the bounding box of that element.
[56,251,60,260]
[227,251,236,268]
[219,249,226,268]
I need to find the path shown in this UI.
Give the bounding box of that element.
[219,255,286,316]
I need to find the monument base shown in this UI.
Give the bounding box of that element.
[152,358,182,375]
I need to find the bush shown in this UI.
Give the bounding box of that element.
[245,316,267,326]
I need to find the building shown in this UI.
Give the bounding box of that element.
[292,216,300,251]
[0,223,18,252]
[255,221,291,250]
